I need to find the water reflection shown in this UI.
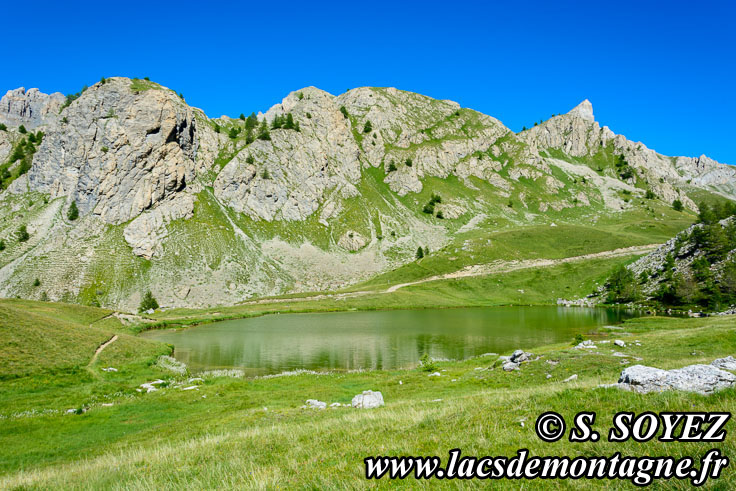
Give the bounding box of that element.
[143,307,635,375]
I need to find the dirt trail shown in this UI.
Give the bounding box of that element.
[241,244,660,305]
[88,335,119,366]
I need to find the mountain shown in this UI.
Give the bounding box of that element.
[0,77,734,310]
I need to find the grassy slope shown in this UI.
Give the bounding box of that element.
[0,302,735,488]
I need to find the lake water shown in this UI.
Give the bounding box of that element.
[142,306,637,375]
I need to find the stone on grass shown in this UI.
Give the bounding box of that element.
[351,390,384,409]
[305,399,327,409]
[614,340,626,347]
[563,374,578,383]
[615,364,736,395]
[712,356,736,371]
[502,361,520,372]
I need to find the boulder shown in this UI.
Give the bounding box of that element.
[615,364,736,395]
[614,340,626,347]
[502,361,520,372]
[305,399,327,409]
[563,374,578,383]
[351,390,384,409]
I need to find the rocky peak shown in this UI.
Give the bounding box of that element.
[0,87,64,128]
[24,77,212,224]
[567,99,594,122]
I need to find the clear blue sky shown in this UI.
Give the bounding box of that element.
[4,1,734,163]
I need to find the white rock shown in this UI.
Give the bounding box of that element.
[614,340,626,347]
[428,372,441,377]
[563,374,578,383]
[351,390,384,409]
[616,364,736,395]
[305,399,327,409]
[712,356,736,371]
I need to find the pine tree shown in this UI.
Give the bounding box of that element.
[239,113,245,120]
[17,225,29,242]
[672,199,684,212]
[284,113,295,130]
[245,113,258,130]
[139,291,159,313]
[0,239,5,251]
[416,247,424,260]
[67,201,79,221]
[258,121,271,141]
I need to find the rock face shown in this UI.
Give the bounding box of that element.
[26,78,213,224]
[0,87,64,128]
[351,390,384,409]
[622,217,735,299]
[615,363,736,395]
[214,87,361,222]
[0,80,734,310]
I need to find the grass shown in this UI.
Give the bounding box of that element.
[0,299,735,488]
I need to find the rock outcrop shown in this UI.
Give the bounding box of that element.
[0,87,64,128]
[613,363,735,395]
[26,77,214,224]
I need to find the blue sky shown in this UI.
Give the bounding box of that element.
[3,1,734,163]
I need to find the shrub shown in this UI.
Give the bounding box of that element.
[17,225,29,242]
[340,106,349,119]
[436,211,444,219]
[572,333,585,346]
[363,120,372,133]
[239,113,245,120]
[0,240,5,251]
[67,201,79,221]
[144,77,150,81]
[416,247,424,259]
[228,127,239,139]
[405,158,412,167]
[27,133,36,143]
[645,189,655,199]
[32,278,40,287]
[100,77,106,85]
[262,169,271,179]
[246,155,255,164]
[213,124,221,133]
[139,291,159,313]
[298,92,304,100]
[430,194,442,204]
[387,161,397,172]
[418,353,436,372]
[101,146,109,153]
[284,113,295,130]
[0,123,6,131]
[672,199,684,212]
[61,117,68,124]
[18,125,27,134]
[422,203,434,214]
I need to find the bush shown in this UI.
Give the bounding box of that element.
[17,225,29,242]
[416,247,424,259]
[67,201,79,221]
[387,161,397,172]
[239,113,245,120]
[645,189,655,199]
[339,106,349,119]
[246,155,255,164]
[262,169,271,179]
[572,333,585,346]
[436,211,444,219]
[405,158,412,167]
[139,291,159,313]
[0,240,5,251]
[18,125,27,134]
[100,77,106,85]
[0,123,6,131]
[228,127,239,139]
[672,199,684,212]
[363,120,372,133]
[418,353,436,372]
[32,278,40,287]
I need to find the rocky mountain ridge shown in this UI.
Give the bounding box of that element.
[0,77,734,310]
